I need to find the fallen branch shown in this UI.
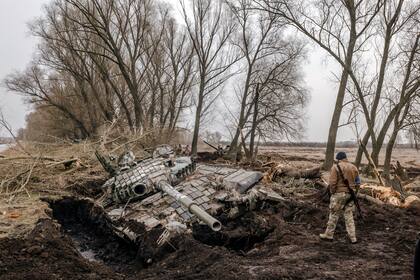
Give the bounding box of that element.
[46,158,84,168]
[357,193,385,205]
[1,158,39,199]
[0,156,57,163]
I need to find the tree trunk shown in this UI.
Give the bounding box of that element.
[383,130,398,180]
[249,85,260,160]
[323,28,356,170]
[370,144,381,166]
[364,28,394,166]
[323,68,351,169]
[355,130,370,167]
[149,85,156,130]
[370,106,398,165]
[191,76,206,156]
[229,68,252,160]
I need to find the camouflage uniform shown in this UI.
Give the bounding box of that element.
[323,192,356,242]
[320,159,360,243]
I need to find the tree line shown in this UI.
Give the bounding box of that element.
[255,0,419,178]
[4,0,307,160]
[4,0,419,175]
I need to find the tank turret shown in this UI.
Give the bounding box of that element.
[95,145,278,264]
[97,150,221,231]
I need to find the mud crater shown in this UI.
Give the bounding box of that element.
[48,196,275,273]
[48,197,138,273]
[193,211,275,253]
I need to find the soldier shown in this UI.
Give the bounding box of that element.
[320,151,361,244]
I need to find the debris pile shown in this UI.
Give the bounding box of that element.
[0,143,419,279]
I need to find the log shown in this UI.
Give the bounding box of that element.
[357,193,385,205]
[405,166,420,177]
[274,166,321,180]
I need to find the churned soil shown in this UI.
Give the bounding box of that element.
[0,218,122,280]
[0,192,418,280]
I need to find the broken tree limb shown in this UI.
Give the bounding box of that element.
[0,156,57,163]
[47,158,84,169]
[273,166,321,180]
[394,161,409,181]
[357,193,385,206]
[359,139,385,186]
[405,185,420,191]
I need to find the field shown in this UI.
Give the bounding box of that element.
[259,146,420,168]
[0,144,419,280]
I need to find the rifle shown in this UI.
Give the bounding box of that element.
[317,187,331,203]
[336,163,363,220]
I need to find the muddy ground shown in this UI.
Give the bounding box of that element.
[1,188,418,280]
[0,144,419,279]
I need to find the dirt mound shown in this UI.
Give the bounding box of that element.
[0,219,122,280]
[0,195,418,280]
[135,198,418,279]
[1,143,418,279]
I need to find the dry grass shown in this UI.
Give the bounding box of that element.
[0,134,157,239]
[0,132,157,200]
[0,138,419,240]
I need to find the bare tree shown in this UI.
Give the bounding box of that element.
[5,0,196,141]
[352,0,418,167]
[254,0,383,169]
[244,48,308,160]
[181,0,239,155]
[144,15,196,134]
[382,33,420,178]
[226,0,289,159]
[4,65,92,138]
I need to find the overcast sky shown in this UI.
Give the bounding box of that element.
[0,0,356,142]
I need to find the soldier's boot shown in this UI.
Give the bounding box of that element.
[320,210,340,241]
[319,233,334,241]
[344,205,357,244]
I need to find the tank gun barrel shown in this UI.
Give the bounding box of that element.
[158,181,222,231]
[203,140,218,151]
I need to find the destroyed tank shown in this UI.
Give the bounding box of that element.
[95,145,283,263]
